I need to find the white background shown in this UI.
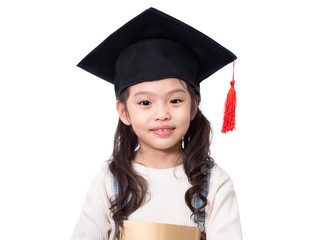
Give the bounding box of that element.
[1,0,319,239]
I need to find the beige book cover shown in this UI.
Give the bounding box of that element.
[120,220,201,240]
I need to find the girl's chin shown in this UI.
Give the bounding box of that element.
[139,141,183,152]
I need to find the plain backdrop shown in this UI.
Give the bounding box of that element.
[1,0,319,239]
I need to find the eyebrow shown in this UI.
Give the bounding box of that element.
[133,88,187,98]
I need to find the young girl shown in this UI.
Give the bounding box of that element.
[72,8,242,240]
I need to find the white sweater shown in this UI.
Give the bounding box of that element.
[71,163,242,240]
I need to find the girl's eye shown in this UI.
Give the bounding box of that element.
[139,100,151,106]
[170,99,182,104]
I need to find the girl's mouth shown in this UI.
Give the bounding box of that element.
[151,128,175,136]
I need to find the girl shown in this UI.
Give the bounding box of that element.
[72,8,242,240]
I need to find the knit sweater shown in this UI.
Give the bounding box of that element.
[71,163,242,240]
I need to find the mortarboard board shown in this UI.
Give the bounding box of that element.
[77,7,237,132]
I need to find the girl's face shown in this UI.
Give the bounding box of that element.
[117,78,196,154]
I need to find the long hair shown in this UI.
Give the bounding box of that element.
[109,82,213,238]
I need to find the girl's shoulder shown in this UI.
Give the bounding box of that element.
[206,163,238,211]
[209,163,235,192]
[85,161,115,201]
[210,163,233,185]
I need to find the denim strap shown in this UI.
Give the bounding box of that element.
[113,177,128,221]
[193,165,212,239]
[113,177,119,198]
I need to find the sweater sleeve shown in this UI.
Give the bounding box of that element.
[71,167,115,240]
[206,165,242,240]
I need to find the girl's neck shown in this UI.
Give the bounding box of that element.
[133,147,183,169]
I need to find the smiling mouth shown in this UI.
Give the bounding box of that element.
[150,128,175,136]
[151,128,174,132]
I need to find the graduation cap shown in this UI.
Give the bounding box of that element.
[77,7,237,133]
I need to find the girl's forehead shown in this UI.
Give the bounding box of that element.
[128,78,188,95]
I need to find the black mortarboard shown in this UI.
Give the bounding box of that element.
[77,7,237,98]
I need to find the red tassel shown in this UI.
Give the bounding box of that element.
[221,60,236,133]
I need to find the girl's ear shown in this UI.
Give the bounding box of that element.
[116,101,131,125]
[191,99,199,120]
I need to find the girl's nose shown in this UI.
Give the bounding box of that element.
[154,105,171,121]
